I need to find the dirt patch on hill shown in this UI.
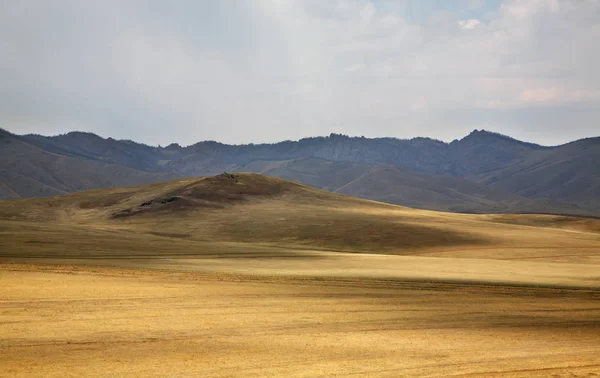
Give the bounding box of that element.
[169,173,292,202]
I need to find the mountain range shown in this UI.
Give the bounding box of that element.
[1,127,598,216]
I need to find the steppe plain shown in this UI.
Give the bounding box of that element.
[1,173,599,377]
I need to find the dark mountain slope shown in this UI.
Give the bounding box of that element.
[240,157,591,216]
[22,132,165,172]
[239,158,374,192]
[181,131,548,176]
[446,130,549,176]
[0,130,178,199]
[19,129,548,177]
[476,137,600,211]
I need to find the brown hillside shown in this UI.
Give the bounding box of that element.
[1,173,599,259]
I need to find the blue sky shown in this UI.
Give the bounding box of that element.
[1,0,599,146]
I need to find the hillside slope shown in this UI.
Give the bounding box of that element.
[0,173,481,253]
[1,173,598,259]
[0,129,178,199]
[240,157,592,216]
[476,137,600,211]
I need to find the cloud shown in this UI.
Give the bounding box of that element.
[411,96,428,111]
[458,19,481,29]
[520,88,560,104]
[0,0,598,146]
[345,64,363,73]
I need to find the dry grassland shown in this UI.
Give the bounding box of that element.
[1,264,599,377]
[1,174,600,376]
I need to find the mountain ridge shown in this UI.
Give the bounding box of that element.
[17,129,552,176]
[1,127,598,217]
[18,128,582,149]
[241,156,593,217]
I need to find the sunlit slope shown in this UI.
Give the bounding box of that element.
[0,173,599,257]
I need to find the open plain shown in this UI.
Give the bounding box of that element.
[1,173,600,377]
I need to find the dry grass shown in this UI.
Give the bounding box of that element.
[1,264,599,377]
[1,173,600,376]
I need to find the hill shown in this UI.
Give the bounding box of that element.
[1,173,599,261]
[0,173,481,254]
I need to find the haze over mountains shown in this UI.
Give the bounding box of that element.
[1,127,598,217]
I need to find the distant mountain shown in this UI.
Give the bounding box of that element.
[179,130,549,177]
[0,129,177,199]
[475,137,600,212]
[18,129,550,177]
[445,130,549,176]
[240,157,591,216]
[1,127,598,216]
[21,131,165,172]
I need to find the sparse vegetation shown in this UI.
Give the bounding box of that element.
[218,172,239,181]
[159,196,179,204]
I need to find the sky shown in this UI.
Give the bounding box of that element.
[1,0,599,146]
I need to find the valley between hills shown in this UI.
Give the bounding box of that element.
[1,173,599,376]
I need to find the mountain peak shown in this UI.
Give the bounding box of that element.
[65,131,102,138]
[328,133,350,139]
[165,143,182,150]
[465,129,494,137]
[459,129,546,149]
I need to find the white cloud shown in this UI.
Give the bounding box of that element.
[411,96,428,111]
[345,64,363,73]
[458,19,481,29]
[0,0,598,145]
[520,88,560,104]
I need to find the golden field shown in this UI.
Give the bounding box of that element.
[1,173,599,377]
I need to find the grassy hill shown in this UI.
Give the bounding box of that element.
[1,173,598,262]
